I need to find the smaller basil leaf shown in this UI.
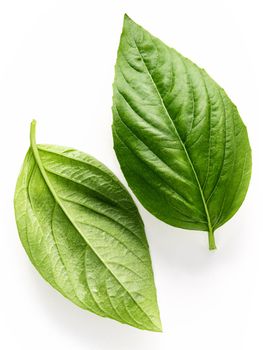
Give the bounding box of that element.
[14,120,162,332]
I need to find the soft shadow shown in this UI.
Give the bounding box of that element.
[31,271,162,350]
[140,204,247,273]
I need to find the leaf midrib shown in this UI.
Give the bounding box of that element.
[30,140,159,330]
[132,40,213,234]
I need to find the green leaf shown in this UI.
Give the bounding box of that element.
[14,120,162,332]
[112,14,252,250]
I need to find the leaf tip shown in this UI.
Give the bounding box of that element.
[151,322,163,333]
[155,324,163,333]
[123,13,135,27]
[148,311,163,332]
[124,13,131,20]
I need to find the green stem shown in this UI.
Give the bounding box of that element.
[208,227,216,250]
[30,120,61,205]
[30,119,37,148]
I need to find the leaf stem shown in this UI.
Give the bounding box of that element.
[30,120,62,205]
[30,119,37,148]
[208,227,216,250]
[30,120,60,203]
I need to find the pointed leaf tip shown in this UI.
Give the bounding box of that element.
[123,13,135,26]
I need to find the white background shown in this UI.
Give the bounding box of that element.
[0,0,262,349]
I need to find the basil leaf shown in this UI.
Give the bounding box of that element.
[14,120,162,332]
[112,15,252,250]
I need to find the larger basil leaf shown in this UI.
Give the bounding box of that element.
[112,15,252,249]
[14,121,162,332]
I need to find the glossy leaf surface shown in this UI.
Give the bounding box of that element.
[112,15,252,249]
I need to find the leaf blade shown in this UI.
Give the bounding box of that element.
[14,121,162,332]
[112,15,252,249]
